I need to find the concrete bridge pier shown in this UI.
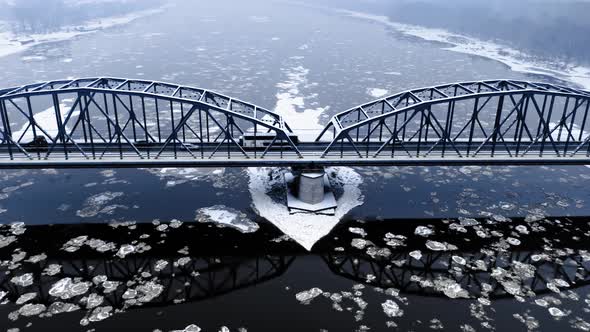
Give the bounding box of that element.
[285,166,337,215]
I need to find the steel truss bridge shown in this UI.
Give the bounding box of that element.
[0,78,589,168]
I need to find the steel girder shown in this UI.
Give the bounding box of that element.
[0,77,302,162]
[317,80,590,161]
[1,78,590,167]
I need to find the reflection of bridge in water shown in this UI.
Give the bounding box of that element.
[0,223,298,312]
[0,254,295,309]
[319,217,590,299]
[0,78,589,168]
[322,249,590,299]
[1,243,587,309]
[1,218,589,313]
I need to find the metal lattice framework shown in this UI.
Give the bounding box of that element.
[1,78,590,167]
[323,248,590,299]
[0,77,301,167]
[317,79,590,164]
[0,253,294,312]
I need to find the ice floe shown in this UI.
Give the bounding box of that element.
[382,299,403,318]
[10,273,33,287]
[425,240,457,251]
[295,287,323,304]
[142,167,226,187]
[17,303,46,317]
[367,88,388,98]
[195,205,259,233]
[76,191,126,218]
[49,278,91,300]
[171,325,202,332]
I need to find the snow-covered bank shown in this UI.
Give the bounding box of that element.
[248,167,364,250]
[0,6,166,59]
[340,10,590,91]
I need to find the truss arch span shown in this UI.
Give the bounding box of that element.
[317,80,590,160]
[0,77,301,162]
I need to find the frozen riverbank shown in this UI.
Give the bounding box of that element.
[0,6,167,59]
[339,9,590,91]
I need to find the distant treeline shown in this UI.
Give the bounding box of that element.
[0,0,163,34]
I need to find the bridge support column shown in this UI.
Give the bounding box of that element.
[285,166,337,215]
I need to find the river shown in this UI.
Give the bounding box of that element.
[0,1,589,331]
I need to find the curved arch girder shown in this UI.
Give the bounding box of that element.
[0,77,291,131]
[319,80,590,161]
[0,78,302,161]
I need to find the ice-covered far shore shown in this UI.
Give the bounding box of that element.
[339,9,590,91]
[0,6,167,59]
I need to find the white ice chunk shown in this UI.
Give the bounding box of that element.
[196,205,259,233]
[367,88,388,98]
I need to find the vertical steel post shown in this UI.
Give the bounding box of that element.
[79,93,89,143]
[540,95,556,157]
[516,94,530,157]
[391,115,399,158]
[155,97,162,143]
[180,92,186,142]
[170,100,177,159]
[564,98,579,155]
[557,97,570,142]
[129,94,137,142]
[112,93,123,159]
[141,96,150,159]
[0,99,13,160]
[579,100,590,143]
[379,101,385,142]
[491,95,505,157]
[467,98,479,156]
[103,93,113,141]
[366,122,371,158]
[52,93,68,159]
[417,109,425,157]
[25,96,40,159]
[83,93,96,159]
[198,106,204,158]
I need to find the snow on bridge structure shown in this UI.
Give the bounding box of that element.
[0,78,589,213]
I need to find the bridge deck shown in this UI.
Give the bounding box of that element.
[1,142,589,168]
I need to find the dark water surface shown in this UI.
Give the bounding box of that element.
[0,217,589,331]
[0,0,589,331]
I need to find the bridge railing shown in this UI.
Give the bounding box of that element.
[317,80,590,161]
